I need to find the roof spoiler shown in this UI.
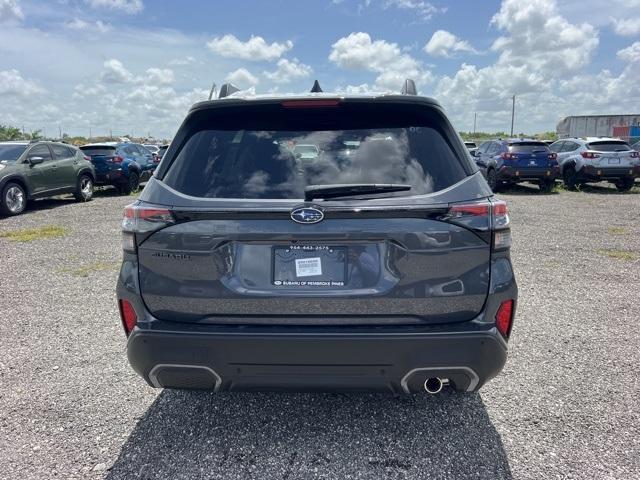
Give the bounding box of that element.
[218,83,240,99]
[401,79,417,95]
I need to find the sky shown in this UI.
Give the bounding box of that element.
[0,0,639,139]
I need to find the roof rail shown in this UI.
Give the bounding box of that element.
[310,80,323,93]
[208,82,217,100]
[401,79,417,95]
[218,83,240,99]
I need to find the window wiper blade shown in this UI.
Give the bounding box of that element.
[304,183,411,201]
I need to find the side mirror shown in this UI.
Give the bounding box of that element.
[28,156,44,165]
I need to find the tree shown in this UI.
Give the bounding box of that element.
[0,125,23,141]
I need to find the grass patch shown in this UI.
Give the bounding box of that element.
[59,261,118,277]
[0,225,68,242]
[608,227,627,235]
[597,249,638,261]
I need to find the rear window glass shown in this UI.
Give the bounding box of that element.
[508,142,549,153]
[0,144,27,161]
[80,146,116,156]
[465,142,476,148]
[163,103,468,200]
[165,127,465,200]
[587,141,631,152]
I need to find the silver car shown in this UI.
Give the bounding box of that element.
[549,137,639,191]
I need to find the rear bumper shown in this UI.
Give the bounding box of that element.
[126,322,508,394]
[579,165,639,180]
[498,166,560,182]
[95,170,125,185]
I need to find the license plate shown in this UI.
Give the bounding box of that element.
[608,158,620,164]
[273,245,347,287]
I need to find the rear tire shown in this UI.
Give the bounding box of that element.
[486,168,498,192]
[615,177,634,192]
[563,165,578,191]
[1,182,27,216]
[74,174,94,202]
[539,179,554,193]
[118,172,140,195]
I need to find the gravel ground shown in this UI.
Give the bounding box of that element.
[1,183,639,479]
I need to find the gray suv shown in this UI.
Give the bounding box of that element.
[549,137,640,191]
[116,81,518,395]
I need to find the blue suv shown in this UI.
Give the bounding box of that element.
[80,143,157,195]
[473,139,560,192]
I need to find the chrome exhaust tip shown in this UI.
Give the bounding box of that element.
[424,377,445,394]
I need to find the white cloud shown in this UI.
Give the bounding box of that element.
[424,30,478,57]
[329,32,432,89]
[206,34,293,61]
[617,42,640,63]
[611,17,640,36]
[384,0,446,20]
[490,0,598,76]
[84,0,143,14]
[66,18,111,33]
[146,67,174,85]
[100,58,134,83]
[169,56,196,66]
[263,58,312,83]
[0,0,22,21]
[225,68,259,87]
[434,0,604,132]
[0,69,44,97]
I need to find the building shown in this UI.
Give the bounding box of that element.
[556,115,640,141]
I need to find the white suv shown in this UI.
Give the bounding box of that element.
[550,137,639,191]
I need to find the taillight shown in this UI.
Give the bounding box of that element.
[83,155,91,161]
[119,299,137,336]
[496,299,514,337]
[111,155,124,163]
[122,203,174,252]
[548,153,557,160]
[581,151,600,159]
[501,152,516,161]
[630,151,639,158]
[445,199,510,250]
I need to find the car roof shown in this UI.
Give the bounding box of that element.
[0,141,29,146]
[584,137,626,143]
[189,91,443,114]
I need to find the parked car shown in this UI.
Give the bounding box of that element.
[80,142,156,195]
[143,144,160,155]
[631,140,640,151]
[549,137,640,191]
[0,141,95,216]
[464,141,478,156]
[156,144,169,161]
[293,143,320,160]
[117,80,517,395]
[473,138,559,192]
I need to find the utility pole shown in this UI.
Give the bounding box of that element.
[89,126,92,139]
[58,125,62,140]
[473,112,477,136]
[510,95,516,136]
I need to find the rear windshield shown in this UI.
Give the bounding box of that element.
[508,142,549,153]
[465,142,476,148]
[163,104,467,200]
[0,144,27,161]
[80,146,117,156]
[587,141,631,152]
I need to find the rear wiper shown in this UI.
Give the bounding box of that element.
[304,183,411,201]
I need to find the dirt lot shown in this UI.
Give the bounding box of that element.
[1,184,639,479]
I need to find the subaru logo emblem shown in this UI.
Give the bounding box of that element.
[291,207,324,224]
